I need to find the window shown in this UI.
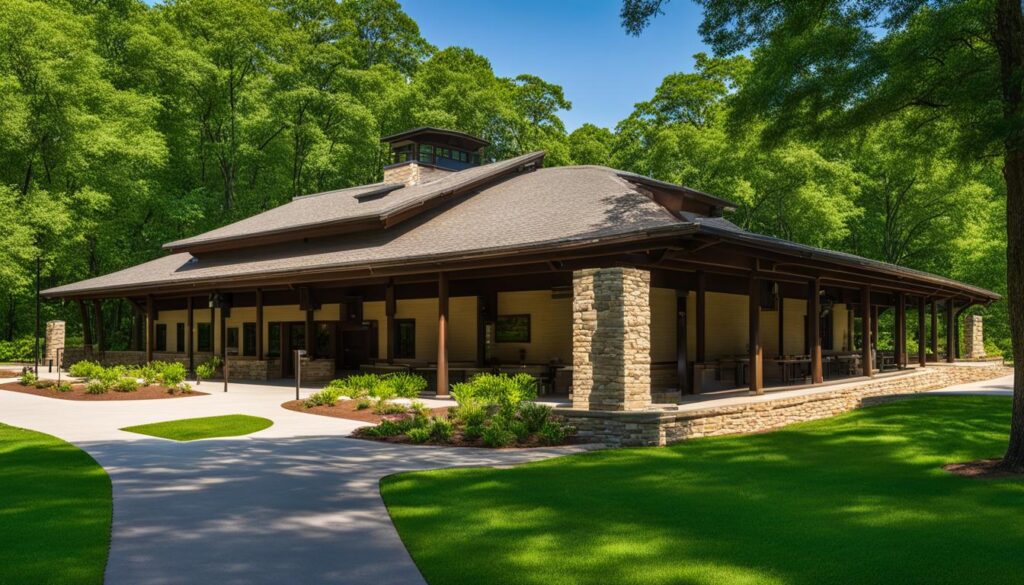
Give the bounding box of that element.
[267,323,281,357]
[176,323,185,353]
[418,144,433,163]
[197,323,212,352]
[316,323,331,358]
[226,327,239,355]
[155,324,167,351]
[243,323,256,356]
[458,150,467,162]
[496,315,531,343]
[395,319,416,359]
[440,148,450,159]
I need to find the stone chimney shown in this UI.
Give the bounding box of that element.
[383,161,453,187]
[45,320,65,366]
[964,314,985,358]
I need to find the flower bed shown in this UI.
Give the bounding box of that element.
[0,381,206,401]
[0,360,206,400]
[281,398,450,423]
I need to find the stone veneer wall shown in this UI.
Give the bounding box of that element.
[45,321,65,364]
[572,267,652,411]
[964,315,986,358]
[558,363,1011,446]
[382,161,452,187]
[298,358,335,382]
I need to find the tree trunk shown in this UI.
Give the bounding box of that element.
[995,0,1024,471]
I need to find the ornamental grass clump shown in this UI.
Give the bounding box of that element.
[18,371,37,386]
[303,386,343,408]
[113,377,139,393]
[68,360,103,380]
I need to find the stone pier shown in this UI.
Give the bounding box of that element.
[45,320,65,365]
[964,314,986,359]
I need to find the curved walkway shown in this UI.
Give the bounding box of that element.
[0,375,594,585]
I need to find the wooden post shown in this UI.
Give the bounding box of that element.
[187,296,194,374]
[696,271,706,364]
[930,299,938,359]
[847,307,855,352]
[809,278,823,384]
[255,289,264,361]
[872,305,879,352]
[305,308,314,359]
[895,292,906,369]
[92,299,104,353]
[917,297,927,367]
[778,296,786,357]
[79,300,93,351]
[861,286,873,378]
[145,296,154,363]
[676,290,689,394]
[437,273,449,396]
[385,282,396,363]
[209,301,215,358]
[748,274,763,394]
[221,306,228,362]
[946,300,956,363]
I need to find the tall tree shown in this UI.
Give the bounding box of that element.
[622,0,1024,470]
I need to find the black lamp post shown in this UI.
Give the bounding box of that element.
[34,256,40,376]
[295,349,306,400]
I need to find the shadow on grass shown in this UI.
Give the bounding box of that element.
[381,396,1024,585]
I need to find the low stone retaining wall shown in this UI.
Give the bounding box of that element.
[63,348,215,368]
[299,358,334,382]
[557,363,1013,447]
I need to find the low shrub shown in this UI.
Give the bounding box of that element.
[69,360,103,380]
[179,383,193,394]
[518,402,551,433]
[304,387,343,408]
[450,401,488,428]
[429,417,454,442]
[85,381,108,394]
[35,380,54,389]
[452,373,538,417]
[356,398,372,410]
[195,357,220,383]
[409,400,431,417]
[157,362,187,387]
[113,377,139,393]
[539,420,575,446]
[337,373,383,399]
[19,371,38,386]
[407,427,431,444]
[463,423,484,441]
[374,399,409,415]
[55,381,73,392]
[0,336,35,361]
[481,424,516,448]
[384,372,428,398]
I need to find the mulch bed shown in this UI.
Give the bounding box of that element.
[0,381,208,401]
[281,399,450,423]
[0,369,26,378]
[944,459,1024,479]
[350,428,554,449]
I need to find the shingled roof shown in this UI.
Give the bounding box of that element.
[42,155,1000,302]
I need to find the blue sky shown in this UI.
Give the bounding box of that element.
[402,0,708,131]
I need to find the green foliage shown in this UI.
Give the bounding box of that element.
[428,417,454,443]
[54,381,73,392]
[385,372,428,398]
[452,373,538,416]
[85,381,108,395]
[409,400,431,417]
[156,362,187,387]
[69,361,103,380]
[0,337,36,362]
[481,424,516,448]
[304,387,343,408]
[18,371,37,386]
[518,402,552,433]
[112,378,139,393]
[195,360,216,382]
[374,399,409,415]
[407,427,431,444]
[538,420,574,446]
[356,398,372,410]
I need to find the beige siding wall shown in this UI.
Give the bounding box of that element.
[363,297,476,363]
[493,291,571,364]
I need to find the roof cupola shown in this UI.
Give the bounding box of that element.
[381,127,488,186]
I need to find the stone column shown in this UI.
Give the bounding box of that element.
[45,320,65,365]
[572,267,651,411]
[964,314,986,358]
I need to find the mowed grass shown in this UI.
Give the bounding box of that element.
[121,414,273,441]
[381,396,1024,585]
[0,423,111,585]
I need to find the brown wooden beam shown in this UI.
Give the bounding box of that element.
[437,273,450,396]
[696,271,706,363]
[895,292,906,369]
[209,299,215,359]
[931,299,938,358]
[748,274,763,394]
[220,306,228,362]
[385,281,396,364]
[809,278,823,384]
[861,286,874,377]
[187,296,195,373]
[305,308,314,360]
[255,289,264,361]
[145,295,155,363]
[946,300,956,363]
[92,299,104,353]
[777,296,785,357]
[918,297,927,367]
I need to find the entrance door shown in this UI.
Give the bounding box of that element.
[282,322,306,377]
[340,329,369,370]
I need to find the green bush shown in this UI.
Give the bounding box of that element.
[178,382,193,394]
[55,381,73,392]
[384,372,428,398]
[68,360,103,380]
[409,400,431,417]
[0,336,37,361]
[538,420,575,445]
[481,424,516,448]
[451,401,488,428]
[34,380,54,389]
[429,417,454,442]
[304,387,343,408]
[85,381,108,394]
[113,377,139,393]
[463,423,484,441]
[195,361,215,382]
[139,363,160,386]
[338,373,384,398]
[375,399,408,415]
[518,402,551,433]
[356,398,372,410]
[157,362,187,387]
[96,368,120,390]
[407,427,431,444]
[452,373,537,416]
[19,371,37,386]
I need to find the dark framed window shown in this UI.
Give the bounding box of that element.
[197,323,212,352]
[418,144,433,164]
[267,323,281,358]
[226,327,239,355]
[175,323,185,352]
[316,323,332,358]
[243,323,257,356]
[395,319,416,359]
[496,315,531,343]
[155,324,167,351]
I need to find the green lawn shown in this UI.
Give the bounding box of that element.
[382,396,1024,585]
[121,414,273,441]
[0,423,111,585]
